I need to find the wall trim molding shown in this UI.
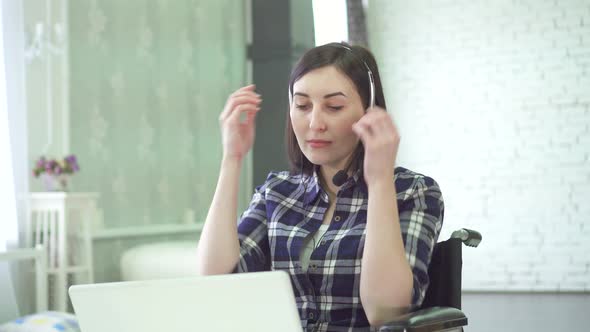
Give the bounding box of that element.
[92,223,203,240]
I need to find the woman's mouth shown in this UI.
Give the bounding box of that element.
[307,140,332,148]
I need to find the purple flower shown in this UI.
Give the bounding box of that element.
[36,157,46,169]
[63,155,80,172]
[33,154,80,177]
[65,155,77,164]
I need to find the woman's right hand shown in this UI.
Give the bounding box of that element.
[219,85,262,162]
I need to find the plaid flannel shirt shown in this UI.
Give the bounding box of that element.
[235,166,444,331]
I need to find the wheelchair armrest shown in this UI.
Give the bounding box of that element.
[451,228,482,247]
[378,306,467,332]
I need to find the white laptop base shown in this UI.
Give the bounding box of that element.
[69,271,302,332]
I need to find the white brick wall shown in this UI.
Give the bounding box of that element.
[369,0,590,291]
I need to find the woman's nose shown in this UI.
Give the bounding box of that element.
[309,108,326,132]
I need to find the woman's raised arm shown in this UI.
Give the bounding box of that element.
[195,85,261,275]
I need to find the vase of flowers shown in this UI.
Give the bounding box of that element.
[33,155,80,191]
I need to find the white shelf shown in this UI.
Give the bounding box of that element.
[27,192,99,199]
[92,223,204,240]
[48,266,89,274]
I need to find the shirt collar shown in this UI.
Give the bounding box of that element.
[301,167,367,205]
[342,168,368,195]
[302,167,321,205]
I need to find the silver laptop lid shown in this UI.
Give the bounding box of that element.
[69,271,302,332]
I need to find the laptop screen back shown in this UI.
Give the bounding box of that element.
[69,271,302,332]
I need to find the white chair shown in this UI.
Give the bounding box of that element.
[0,245,80,332]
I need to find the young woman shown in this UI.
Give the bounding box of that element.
[196,42,444,331]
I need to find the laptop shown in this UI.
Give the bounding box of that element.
[69,270,303,332]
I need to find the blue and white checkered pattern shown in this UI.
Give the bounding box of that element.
[235,166,444,331]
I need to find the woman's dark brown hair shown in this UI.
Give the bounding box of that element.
[285,42,387,177]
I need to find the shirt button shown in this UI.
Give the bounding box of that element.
[320,240,327,246]
[308,312,315,320]
[310,264,317,270]
[334,215,341,222]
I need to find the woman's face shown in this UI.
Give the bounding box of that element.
[290,66,365,172]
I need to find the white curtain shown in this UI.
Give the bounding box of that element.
[0,1,19,321]
[1,0,30,320]
[0,0,19,253]
[2,0,28,246]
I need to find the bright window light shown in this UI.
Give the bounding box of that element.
[0,5,19,251]
[312,0,348,46]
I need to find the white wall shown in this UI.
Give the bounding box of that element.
[369,0,590,292]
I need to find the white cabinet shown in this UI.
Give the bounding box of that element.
[25,192,98,312]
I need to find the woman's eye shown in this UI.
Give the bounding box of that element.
[328,106,344,111]
[295,104,310,110]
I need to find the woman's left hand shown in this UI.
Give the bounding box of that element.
[352,107,400,188]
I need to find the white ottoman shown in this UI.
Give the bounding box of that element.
[120,241,199,281]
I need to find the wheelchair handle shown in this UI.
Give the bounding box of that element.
[451,228,482,247]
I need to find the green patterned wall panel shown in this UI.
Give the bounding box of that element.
[69,0,248,228]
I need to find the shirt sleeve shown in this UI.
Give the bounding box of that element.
[233,175,273,273]
[397,175,444,308]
